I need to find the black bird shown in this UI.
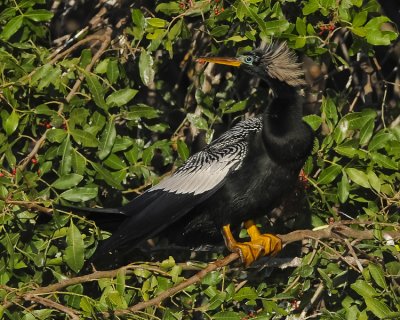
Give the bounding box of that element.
[60,42,314,268]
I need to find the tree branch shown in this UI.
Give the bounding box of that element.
[24,294,80,320]
[110,222,399,316]
[3,222,398,316]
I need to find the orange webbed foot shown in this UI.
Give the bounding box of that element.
[222,221,282,267]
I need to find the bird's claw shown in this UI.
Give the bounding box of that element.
[222,224,282,267]
[231,234,282,267]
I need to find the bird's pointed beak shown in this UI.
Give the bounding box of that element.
[196,56,242,67]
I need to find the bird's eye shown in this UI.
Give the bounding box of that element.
[244,56,254,64]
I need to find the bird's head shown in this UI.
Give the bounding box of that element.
[198,42,305,89]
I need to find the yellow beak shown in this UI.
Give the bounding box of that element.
[196,56,242,67]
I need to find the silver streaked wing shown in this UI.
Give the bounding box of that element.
[150,117,263,196]
[151,151,243,195]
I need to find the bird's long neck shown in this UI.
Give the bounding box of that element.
[262,82,312,164]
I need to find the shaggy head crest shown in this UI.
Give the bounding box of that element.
[253,42,306,87]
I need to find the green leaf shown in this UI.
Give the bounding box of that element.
[112,137,133,153]
[241,5,269,37]
[318,164,342,185]
[303,0,319,15]
[338,110,376,132]
[352,11,368,27]
[106,88,138,107]
[177,139,189,161]
[346,168,370,188]
[303,114,322,131]
[1,15,23,40]
[32,64,53,84]
[139,50,155,87]
[208,292,226,310]
[70,129,99,148]
[4,110,19,136]
[263,20,290,36]
[103,154,126,170]
[338,172,350,203]
[364,16,397,46]
[47,129,67,143]
[98,120,116,160]
[132,9,145,29]
[368,264,387,290]
[368,131,392,151]
[147,18,167,28]
[233,287,258,302]
[52,174,83,190]
[223,100,247,114]
[91,162,122,189]
[71,149,86,175]
[211,25,230,37]
[296,17,307,36]
[60,186,98,202]
[367,171,381,193]
[64,220,85,272]
[168,18,182,41]
[317,268,333,290]
[123,104,159,120]
[187,113,208,130]
[294,36,306,49]
[365,297,391,319]
[366,30,391,45]
[24,9,53,22]
[359,119,374,145]
[371,153,398,170]
[106,289,128,309]
[106,59,119,84]
[226,35,247,42]
[58,137,72,175]
[202,271,222,286]
[321,96,338,130]
[351,279,378,298]
[95,58,109,74]
[85,73,107,110]
[212,311,240,320]
[156,2,181,15]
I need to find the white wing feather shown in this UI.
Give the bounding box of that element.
[152,152,240,195]
[150,117,263,196]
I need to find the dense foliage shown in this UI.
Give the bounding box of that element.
[0,0,399,319]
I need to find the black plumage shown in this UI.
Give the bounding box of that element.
[59,42,314,269]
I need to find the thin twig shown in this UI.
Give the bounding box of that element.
[18,132,48,171]
[49,34,106,64]
[5,200,52,215]
[113,253,240,316]
[344,239,364,272]
[64,27,113,105]
[299,282,325,319]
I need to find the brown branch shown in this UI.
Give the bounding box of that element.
[49,34,106,64]
[24,294,80,320]
[16,28,113,173]
[17,132,48,171]
[3,222,399,316]
[110,223,399,316]
[5,200,52,215]
[64,27,112,104]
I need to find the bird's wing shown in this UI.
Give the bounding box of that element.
[94,117,263,260]
[95,145,244,256]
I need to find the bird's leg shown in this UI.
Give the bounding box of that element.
[222,220,282,267]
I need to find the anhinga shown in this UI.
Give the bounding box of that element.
[60,42,314,268]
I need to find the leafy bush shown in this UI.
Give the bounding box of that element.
[0,0,399,319]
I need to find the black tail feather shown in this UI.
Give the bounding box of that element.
[54,204,127,232]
